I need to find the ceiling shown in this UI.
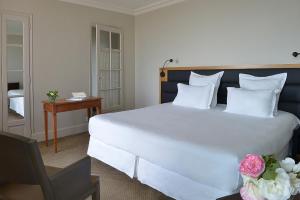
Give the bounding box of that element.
[60,0,185,15]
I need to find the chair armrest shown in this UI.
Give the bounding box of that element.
[49,156,92,200]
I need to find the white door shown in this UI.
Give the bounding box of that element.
[1,12,32,136]
[92,25,123,112]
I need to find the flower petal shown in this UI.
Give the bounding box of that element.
[240,182,264,200]
[293,163,300,173]
[280,157,296,172]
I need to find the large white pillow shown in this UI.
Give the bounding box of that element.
[189,71,224,107]
[7,89,24,98]
[173,83,215,109]
[239,73,287,115]
[225,87,278,118]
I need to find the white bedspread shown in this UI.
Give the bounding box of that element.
[9,97,24,117]
[89,103,299,192]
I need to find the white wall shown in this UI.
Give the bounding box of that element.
[7,35,23,87]
[1,0,135,140]
[135,0,300,108]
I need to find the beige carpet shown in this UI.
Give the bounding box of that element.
[39,133,173,200]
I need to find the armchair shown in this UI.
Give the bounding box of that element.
[0,132,100,200]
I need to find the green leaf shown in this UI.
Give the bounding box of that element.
[262,155,280,180]
[262,163,280,180]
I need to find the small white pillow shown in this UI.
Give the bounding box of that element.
[225,87,278,118]
[173,83,214,109]
[239,73,287,115]
[189,71,224,107]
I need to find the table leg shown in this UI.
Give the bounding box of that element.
[96,106,101,115]
[52,112,58,153]
[87,108,91,119]
[44,111,48,146]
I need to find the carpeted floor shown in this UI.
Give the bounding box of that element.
[39,133,173,200]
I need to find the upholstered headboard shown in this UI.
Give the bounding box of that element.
[160,64,300,157]
[8,82,20,91]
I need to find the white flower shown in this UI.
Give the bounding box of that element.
[242,174,258,185]
[240,182,264,200]
[289,173,300,195]
[280,158,296,173]
[293,163,300,173]
[258,168,292,200]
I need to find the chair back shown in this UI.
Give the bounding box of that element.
[0,132,55,199]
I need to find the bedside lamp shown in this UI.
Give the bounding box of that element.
[160,59,174,77]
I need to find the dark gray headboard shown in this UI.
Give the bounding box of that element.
[160,64,300,157]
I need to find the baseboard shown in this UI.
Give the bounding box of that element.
[32,123,88,142]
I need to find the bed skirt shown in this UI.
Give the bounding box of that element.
[87,136,233,200]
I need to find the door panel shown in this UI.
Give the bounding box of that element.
[99,70,110,90]
[95,25,123,111]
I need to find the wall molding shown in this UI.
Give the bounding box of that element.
[134,0,185,15]
[32,123,88,142]
[60,0,133,15]
[59,0,185,15]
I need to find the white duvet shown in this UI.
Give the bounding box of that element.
[9,97,24,117]
[89,103,299,193]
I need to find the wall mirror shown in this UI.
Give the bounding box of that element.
[1,12,32,136]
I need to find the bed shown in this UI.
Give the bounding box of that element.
[7,83,24,117]
[88,64,300,200]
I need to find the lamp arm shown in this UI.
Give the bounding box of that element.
[160,59,174,77]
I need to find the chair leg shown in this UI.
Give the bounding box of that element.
[92,182,100,200]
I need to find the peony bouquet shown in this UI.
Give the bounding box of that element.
[239,154,300,200]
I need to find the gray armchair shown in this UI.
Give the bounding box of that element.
[0,132,100,200]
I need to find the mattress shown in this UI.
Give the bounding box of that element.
[89,103,299,192]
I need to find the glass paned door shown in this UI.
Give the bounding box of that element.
[97,26,122,111]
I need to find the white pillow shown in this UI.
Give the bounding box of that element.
[239,73,287,115]
[225,87,278,118]
[173,83,215,109]
[7,89,24,98]
[189,71,224,107]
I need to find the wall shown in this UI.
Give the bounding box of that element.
[7,35,23,87]
[135,0,300,108]
[1,0,135,140]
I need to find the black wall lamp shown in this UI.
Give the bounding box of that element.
[160,59,174,77]
[293,52,300,58]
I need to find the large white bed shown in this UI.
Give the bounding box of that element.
[8,89,24,117]
[88,103,299,200]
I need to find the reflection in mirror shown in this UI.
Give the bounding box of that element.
[6,19,24,123]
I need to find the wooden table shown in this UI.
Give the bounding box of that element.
[43,97,101,153]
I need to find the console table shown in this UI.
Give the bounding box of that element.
[43,97,102,153]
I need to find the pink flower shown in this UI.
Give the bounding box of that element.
[240,154,265,178]
[240,182,264,200]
